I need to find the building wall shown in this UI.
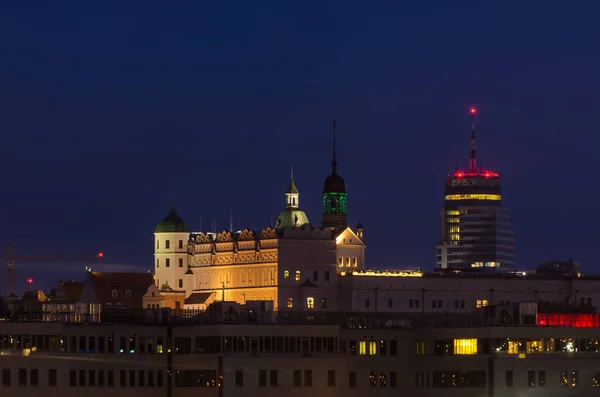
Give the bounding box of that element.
[154,231,189,291]
[3,322,600,397]
[339,274,600,313]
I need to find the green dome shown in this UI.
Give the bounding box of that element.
[275,208,309,229]
[155,206,189,233]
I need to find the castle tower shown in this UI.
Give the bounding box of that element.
[322,119,347,233]
[275,168,309,229]
[154,204,190,292]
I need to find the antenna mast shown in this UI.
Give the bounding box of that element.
[469,107,477,172]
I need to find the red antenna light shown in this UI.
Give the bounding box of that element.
[26,277,33,284]
[97,252,104,258]
[470,107,477,115]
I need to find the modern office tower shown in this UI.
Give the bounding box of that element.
[436,108,515,271]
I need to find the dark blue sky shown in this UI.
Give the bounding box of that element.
[1,1,599,293]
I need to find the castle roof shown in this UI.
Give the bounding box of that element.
[155,205,189,233]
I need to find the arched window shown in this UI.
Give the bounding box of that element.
[324,270,330,282]
[284,270,290,279]
[313,271,319,282]
[295,270,301,281]
[292,197,296,206]
[125,290,131,297]
[111,290,118,298]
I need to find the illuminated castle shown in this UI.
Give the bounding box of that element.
[436,108,515,270]
[153,120,366,310]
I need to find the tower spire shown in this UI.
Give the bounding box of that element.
[332,118,337,174]
[290,165,294,179]
[469,107,477,172]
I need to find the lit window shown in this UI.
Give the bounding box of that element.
[476,300,488,308]
[346,257,350,267]
[284,270,290,279]
[287,298,293,308]
[368,341,376,355]
[454,339,477,355]
[352,257,357,267]
[295,271,301,281]
[338,257,343,267]
[306,297,314,309]
[445,194,501,201]
[359,341,366,355]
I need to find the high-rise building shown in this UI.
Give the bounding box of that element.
[436,108,515,271]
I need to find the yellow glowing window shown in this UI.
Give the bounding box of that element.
[306,297,314,309]
[359,341,366,355]
[445,194,501,201]
[526,340,545,353]
[284,270,289,279]
[295,270,301,281]
[446,210,460,215]
[476,300,488,308]
[454,339,477,355]
[507,340,519,354]
[287,298,293,308]
[338,257,343,267]
[369,341,377,355]
[157,344,163,354]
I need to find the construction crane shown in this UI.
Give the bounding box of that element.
[2,242,104,297]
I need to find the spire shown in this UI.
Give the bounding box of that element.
[290,165,293,179]
[469,107,477,172]
[332,118,337,174]
[171,195,175,207]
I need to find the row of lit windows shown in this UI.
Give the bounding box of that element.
[156,240,184,250]
[338,257,358,267]
[342,339,399,356]
[0,335,341,355]
[516,370,581,388]
[283,270,332,282]
[445,194,502,201]
[287,297,328,309]
[424,338,600,356]
[156,257,184,268]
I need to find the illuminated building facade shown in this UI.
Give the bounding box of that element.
[153,121,366,311]
[436,108,515,270]
[5,308,600,397]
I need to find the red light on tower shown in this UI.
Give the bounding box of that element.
[26,278,33,284]
[470,107,477,115]
[97,252,104,258]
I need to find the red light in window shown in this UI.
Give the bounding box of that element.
[537,313,599,328]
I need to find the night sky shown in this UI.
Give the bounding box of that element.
[1,1,599,294]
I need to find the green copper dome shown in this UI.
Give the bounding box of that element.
[275,208,309,229]
[155,206,189,233]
